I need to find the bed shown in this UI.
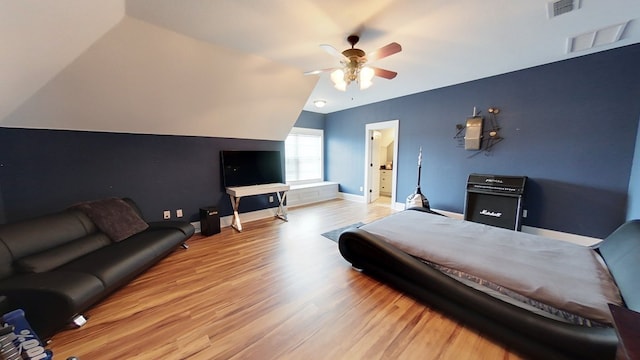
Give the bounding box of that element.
[338,208,640,360]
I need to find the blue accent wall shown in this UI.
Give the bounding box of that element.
[294,111,325,129]
[0,182,5,224]
[0,128,284,223]
[325,44,640,238]
[628,117,640,220]
[2,45,639,239]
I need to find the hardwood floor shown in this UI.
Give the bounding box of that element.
[48,199,522,360]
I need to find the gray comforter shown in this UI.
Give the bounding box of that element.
[359,211,622,324]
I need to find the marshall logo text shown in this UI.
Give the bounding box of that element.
[480,209,502,217]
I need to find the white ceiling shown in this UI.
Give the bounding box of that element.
[125,0,640,114]
[1,0,639,137]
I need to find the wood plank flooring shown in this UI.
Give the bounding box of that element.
[47,199,523,360]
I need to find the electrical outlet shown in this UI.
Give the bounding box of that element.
[176,209,183,218]
[359,186,364,192]
[522,209,528,218]
[269,196,274,203]
[163,210,171,220]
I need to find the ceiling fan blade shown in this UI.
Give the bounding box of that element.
[303,67,338,76]
[373,67,397,79]
[320,44,347,60]
[368,42,402,62]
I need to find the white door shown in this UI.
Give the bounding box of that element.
[364,120,399,206]
[369,131,381,203]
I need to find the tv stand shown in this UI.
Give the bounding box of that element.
[226,183,290,231]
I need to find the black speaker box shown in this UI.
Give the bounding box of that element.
[465,192,523,231]
[200,207,221,236]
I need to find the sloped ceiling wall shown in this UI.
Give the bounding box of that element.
[1,4,317,141]
[0,0,124,121]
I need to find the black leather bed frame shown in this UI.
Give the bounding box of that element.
[338,209,639,360]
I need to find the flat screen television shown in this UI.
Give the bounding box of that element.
[220,150,284,188]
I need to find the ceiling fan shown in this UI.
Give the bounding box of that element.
[305,35,402,91]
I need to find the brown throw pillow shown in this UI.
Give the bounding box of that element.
[73,198,149,242]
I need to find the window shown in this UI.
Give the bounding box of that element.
[285,127,323,184]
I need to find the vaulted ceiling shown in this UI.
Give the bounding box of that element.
[2,1,639,140]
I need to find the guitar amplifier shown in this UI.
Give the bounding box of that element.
[464,174,527,231]
[199,207,221,236]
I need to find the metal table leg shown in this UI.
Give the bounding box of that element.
[229,195,243,231]
[275,191,288,221]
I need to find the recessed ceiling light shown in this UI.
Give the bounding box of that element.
[314,100,327,108]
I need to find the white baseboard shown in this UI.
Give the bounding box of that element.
[193,182,340,233]
[366,199,600,246]
[190,221,201,233]
[339,192,365,203]
[192,196,602,246]
[427,208,601,246]
[393,202,405,211]
[220,208,281,228]
[191,207,281,233]
[430,209,463,219]
[520,226,601,246]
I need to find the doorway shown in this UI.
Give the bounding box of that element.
[364,120,399,207]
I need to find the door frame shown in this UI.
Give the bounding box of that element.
[364,120,399,206]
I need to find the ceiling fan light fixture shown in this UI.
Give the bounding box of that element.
[331,69,347,91]
[334,82,347,92]
[359,66,375,90]
[311,35,401,92]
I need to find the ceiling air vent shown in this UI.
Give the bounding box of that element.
[547,0,580,18]
[566,21,629,53]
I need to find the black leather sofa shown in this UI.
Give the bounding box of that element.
[0,198,195,339]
